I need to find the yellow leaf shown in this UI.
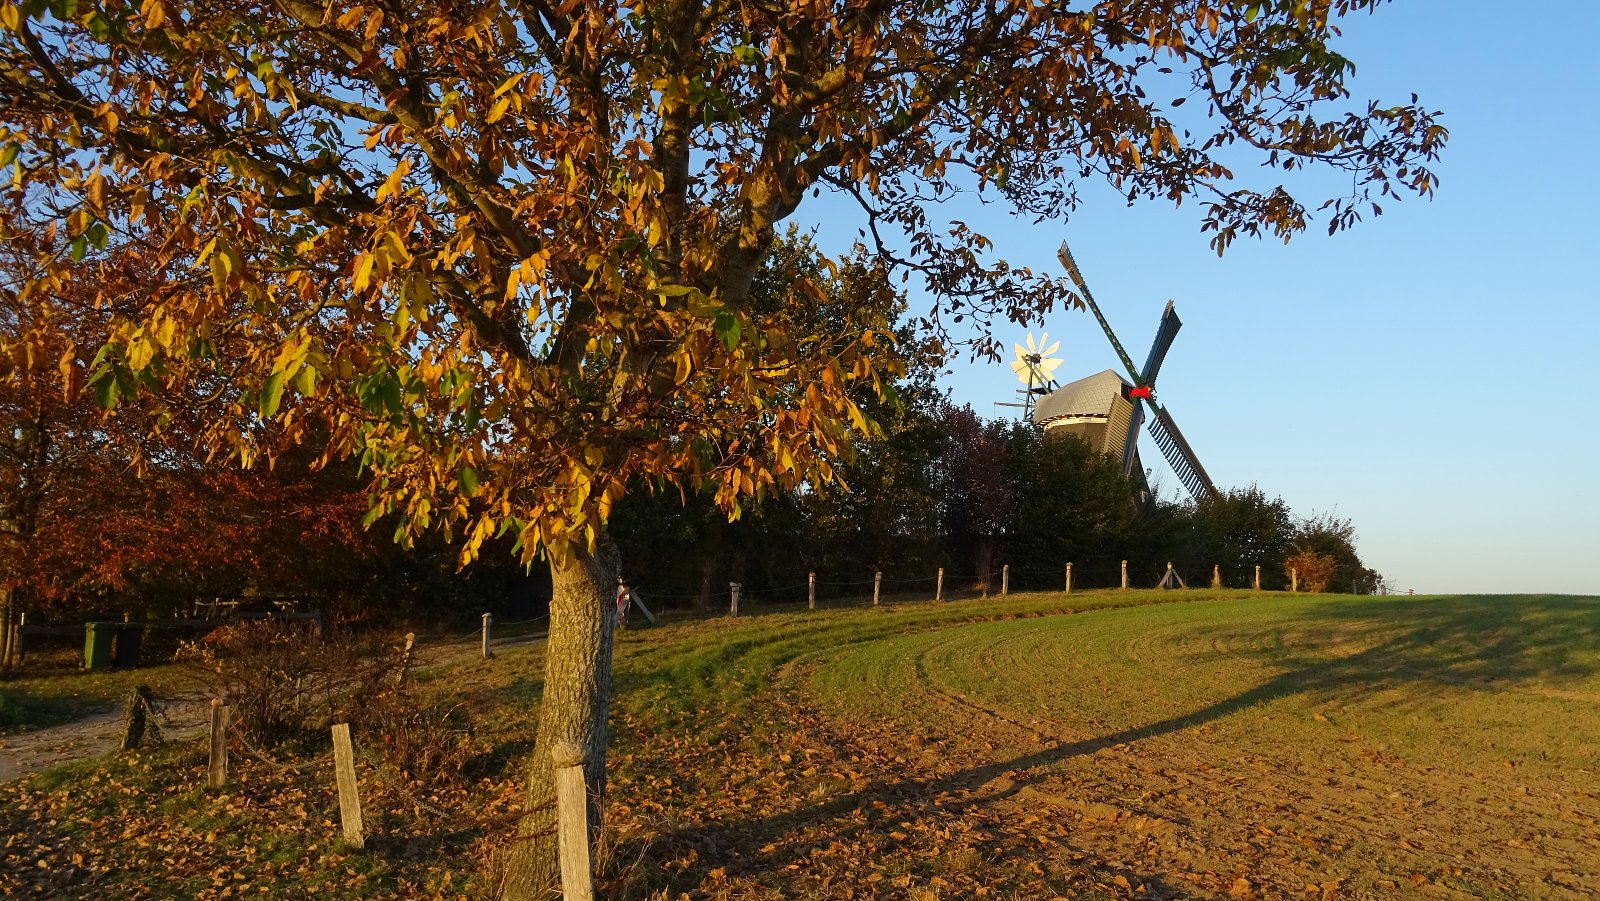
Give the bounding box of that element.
[352,253,375,291]
[492,72,525,98]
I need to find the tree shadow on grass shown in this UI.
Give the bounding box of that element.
[647,593,1600,895]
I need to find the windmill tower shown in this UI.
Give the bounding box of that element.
[1007,333,1062,420]
[1039,243,1220,501]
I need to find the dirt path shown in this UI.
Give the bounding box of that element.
[0,629,547,783]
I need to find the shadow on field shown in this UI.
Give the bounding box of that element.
[663,594,1600,894]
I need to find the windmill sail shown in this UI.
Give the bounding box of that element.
[1057,244,1139,381]
[1146,406,1217,499]
[1141,301,1182,387]
[1118,402,1145,478]
[1055,240,1220,501]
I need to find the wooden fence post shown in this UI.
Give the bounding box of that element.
[1120,560,1129,591]
[1065,563,1072,594]
[935,568,944,602]
[551,742,595,901]
[481,613,494,659]
[808,572,816,610]
[331,723,365,848]
[1001,565,1009,597]
[1212,565,1221,589]
[873,572,882,607]
[1254,565,1261,591]
[1291,568,1299,593]
[729,582,740,617]
[13,611,22,663]
[207,698,228,789]
[399,632,416,685]
[0,605,11,670]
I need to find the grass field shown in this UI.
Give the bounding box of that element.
[1,590,1596,899]
[0,662,193,735]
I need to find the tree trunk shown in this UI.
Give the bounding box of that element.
[501,533,620,900]
[696,558,714,612]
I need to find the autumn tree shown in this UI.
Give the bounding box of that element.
[1289,510,1371,593]
[0,229,391,632]
[938,403,1014,589]
[0,0,1443,891]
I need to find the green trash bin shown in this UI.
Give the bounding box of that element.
[84,622,117,670]
[114,623,144,668]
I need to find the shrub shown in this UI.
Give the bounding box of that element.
[177,620,402,748]
[1284,548,1338,593]
[363,693,483,785]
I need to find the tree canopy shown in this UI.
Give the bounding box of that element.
[0,0,1445,563]
[0,0,1442,892]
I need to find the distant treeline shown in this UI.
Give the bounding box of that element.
[612,402,1382,610]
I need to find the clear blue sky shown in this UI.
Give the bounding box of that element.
[794,0,1600,594]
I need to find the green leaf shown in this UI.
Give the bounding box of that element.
[459,465,479,496]
[92,371,118,410]
[259,370,286,418]
[84,11,109,40]
[86,220,109,249]
[381,376,403,415]
[69,235,87,263]
[714,311,741,351]
[292,365,316,397]
[0,143,17,168]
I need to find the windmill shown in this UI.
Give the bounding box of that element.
[1052,242,1219,501]
[1007,332,1063,420]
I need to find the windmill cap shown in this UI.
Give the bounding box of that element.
[1032,369,1132,423]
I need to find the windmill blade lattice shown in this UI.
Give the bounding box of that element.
[1146,405,1216,499]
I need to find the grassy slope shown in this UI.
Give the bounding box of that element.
[2,590,1597,899]
[0,662,194,735]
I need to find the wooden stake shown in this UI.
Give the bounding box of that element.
[399,632,416,685]
[481,612,494,659]
[873,572,882,607]
[0,605,11,670]
[11,611,21,664]
[935,568,943,602]
[1212,565,1221,589]
[1001,565,1009,597]
[1121,560,1129,591]
[808,572,816,610]
[1254,565,1261,591]
[1291,568,1299,593]
[1065,563,1073,594]
[729,582,740,617]
[551,742,594,901]
[207,699,228,789]
[331,723,364,848]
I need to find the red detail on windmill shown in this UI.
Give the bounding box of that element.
[1130,386,1153,400]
